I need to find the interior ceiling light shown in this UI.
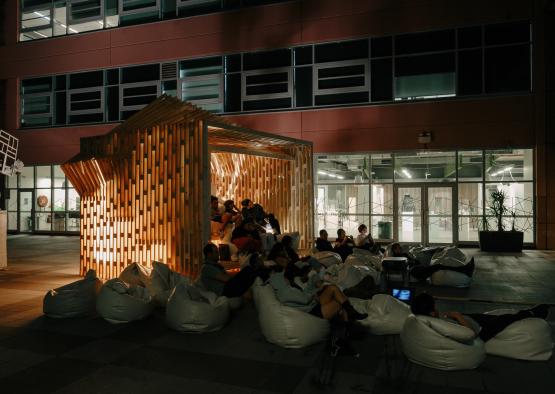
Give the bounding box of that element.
[402,168,412,179]
[317,170,344,180]
[491,166,513,177]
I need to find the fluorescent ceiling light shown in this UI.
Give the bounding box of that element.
[402,169,412,179]
[318,170,345,180]
[491,166,513,177]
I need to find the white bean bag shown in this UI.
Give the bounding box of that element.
[166,282,230,333]
[96,279,154,324]
[326,262,379,290]
[429,247,472,287]
[409,246,442,266]
[483,309,553,361]
[119,263,152,287]
[350,294,411,335]
[312,251,342,268]
[43,269,102,319]
[349,248,383,271]
[252,279,329,349]
[278,232,301,251]
[195,277,242,310]
[148,261,191,306]
[401,314,485,370]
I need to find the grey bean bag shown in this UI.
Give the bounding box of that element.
[43,269,102,318]
[96,278,154,324]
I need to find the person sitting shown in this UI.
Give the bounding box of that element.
[316,229,334,252]
[334,229,355,261]
[219,200,242,241]
[231,219,263,253]
[281,235,300,263]
[241,199,267,226]
[355,224,380,253]
[411,293,549,342]
[389,241,476,280]
[267,213,281,235]
[210,196,222,223]
[200,243,266,298]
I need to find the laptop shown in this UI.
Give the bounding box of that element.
[390,287,413,304]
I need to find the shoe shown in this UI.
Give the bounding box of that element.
[527,304,549,319]
[343,301,368,321]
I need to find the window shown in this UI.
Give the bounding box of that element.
[120,64,160,119]
[20,1,53,41]
[67,71,104,124]
[314,40,369,106]
[316,149,535,245]
[119,0,159,25]
[242,49,292,110]
[5,165,80,233]
[394,151,456,182]
[68,0,104,34]
[21,77,53,128]
[180,57,223,112]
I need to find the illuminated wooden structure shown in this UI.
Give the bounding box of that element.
[62,96,313,279]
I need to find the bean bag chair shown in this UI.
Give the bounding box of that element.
[429,247,472,287]
[327,261,379,290]
[278,232,301,251]
[147,261,191,306]
[312,251,342,268]
[43,269,102,318]
[348,248,383,271]
[483,309,553,361]
[252,279,329,349]
[408,246,442,266]
[350,294,411,335]
[96,279,154,324]
[195,277,242,310]
[119,262,151,287]
[401,314,486,370]
[166,282,230,333]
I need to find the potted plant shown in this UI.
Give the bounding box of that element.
[479,189,524,252]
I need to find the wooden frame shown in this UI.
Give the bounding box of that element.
[62,96,313,279]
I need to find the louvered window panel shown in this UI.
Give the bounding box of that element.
[119,81,160,119]
[20,77,53,127]
[161,62,178,80]
[177,0,220,14]
[68,0,103,23]
[119,0,160,16]
[314,60,369,95]
[67,87,104,123]
[242,68,291,100]
[180,60,223,112]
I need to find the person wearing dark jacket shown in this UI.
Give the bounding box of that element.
[316,229,334,252]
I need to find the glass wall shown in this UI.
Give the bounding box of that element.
[20,21,532,128]
[4,165,80,233]
[315,148,534,245]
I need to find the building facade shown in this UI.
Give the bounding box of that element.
[0,0,553,248]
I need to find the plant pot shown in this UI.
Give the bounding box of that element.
[479,231,524,252]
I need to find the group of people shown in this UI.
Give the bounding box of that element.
[210,196,281,254]
[200,226,550,358]
[200,237,369,356]
[315,225,475,281]
[315,224,380,261]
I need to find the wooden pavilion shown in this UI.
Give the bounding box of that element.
[62,96,313,279]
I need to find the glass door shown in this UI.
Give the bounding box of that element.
[396,187,422,243]
[395,184,455,245]
[427,186,454,244]
[19,189,34,233]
